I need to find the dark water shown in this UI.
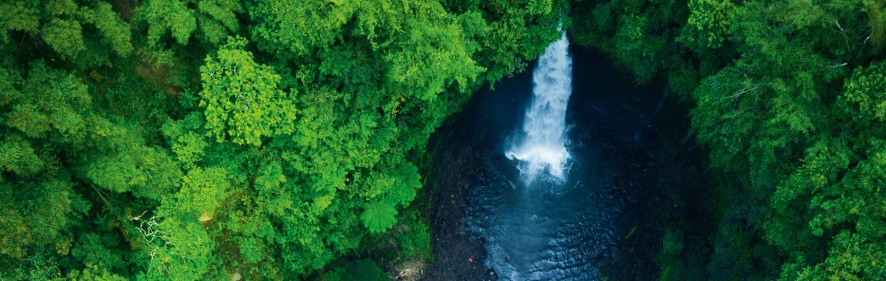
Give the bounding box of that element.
[433,46,669,280]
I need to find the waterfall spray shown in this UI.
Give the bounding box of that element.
[506,33,573,185]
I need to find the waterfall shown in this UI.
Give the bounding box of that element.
[506,33,573,184]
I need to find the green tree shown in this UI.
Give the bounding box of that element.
[138,0,242,46]
[571,0,886,280]
[768,61,886,280]
[199,37,296,146]
[682,0,735,49]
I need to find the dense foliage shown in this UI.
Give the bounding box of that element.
[571,0,885,280]
[4,0,884,280]
[0,0,563,279]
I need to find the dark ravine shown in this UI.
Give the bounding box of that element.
[420,46,710,281]
[418,66,533,281]
[417,135,494,281]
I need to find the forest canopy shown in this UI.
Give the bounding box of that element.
[571,0,885,279]
[0,0,563,279]
[2,0,885,280]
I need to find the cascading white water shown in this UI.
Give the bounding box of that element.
[506,33,573,184]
